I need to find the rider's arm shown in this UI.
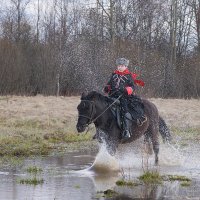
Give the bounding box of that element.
[125,74,135,95]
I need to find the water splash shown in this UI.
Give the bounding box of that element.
[89,144,120,173]
[87,137,200,180]
[158,143,185,166]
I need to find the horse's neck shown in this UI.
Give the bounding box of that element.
[94,100,114,130]
[94,99,121,143]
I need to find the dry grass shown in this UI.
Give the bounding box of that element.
[0,95,199,129]
[0,95,78,126]
[151,98,200,129]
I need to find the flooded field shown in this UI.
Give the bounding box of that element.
[0,140,200,200]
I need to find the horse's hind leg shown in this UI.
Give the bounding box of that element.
[144,131,153,155]
[153,141,159,165]
[149,125,159,165]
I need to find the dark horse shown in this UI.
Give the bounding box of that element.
[76,91,171,164]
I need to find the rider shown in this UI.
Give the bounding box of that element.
[104,58,147,141]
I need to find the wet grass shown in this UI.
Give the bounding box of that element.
[19,177,44,185]
[163,175,191,182]
[103,189,119,198]
[181,181,191,187]
[96,190,119,198]
[0,118,94,159]
[116,179,140,187]
[138,171,163,184]
[19,165,44,185]
[26,166,43,174]
[138,172,192,186]
[0,111,199,170]
[116,172,193,189]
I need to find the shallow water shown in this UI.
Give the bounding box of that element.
[0,141,200,200]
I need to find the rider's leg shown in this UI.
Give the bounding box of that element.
[122,112,132,140]
[120,98,131,141]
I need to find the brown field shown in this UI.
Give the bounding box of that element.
[0,95,199,129]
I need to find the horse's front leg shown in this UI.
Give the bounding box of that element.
[94,128,118,156]
[106,138,118,156]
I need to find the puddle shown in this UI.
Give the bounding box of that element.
[0,141,200,200]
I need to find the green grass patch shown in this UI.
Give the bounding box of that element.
[181,181,191,187]
[26,166,43,174]
[103,189,118,198]
[163,175,191,182]
[116,179,140,187]
[44,132,92,143]
[0,118,94,158]
[0,135,49,157]
[139,171,163,184]
[19,177,44,185]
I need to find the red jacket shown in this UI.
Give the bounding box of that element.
[114,69,145,87]
[104,69,145,95]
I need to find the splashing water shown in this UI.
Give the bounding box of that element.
[89,144,120,173]
[85,134,200,184]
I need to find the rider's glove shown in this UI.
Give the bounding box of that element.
[125,87,133,95]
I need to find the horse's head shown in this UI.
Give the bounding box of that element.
[76,92,97,132]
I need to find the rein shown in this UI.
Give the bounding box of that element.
[79,94,123,127]
[91,94,122,124]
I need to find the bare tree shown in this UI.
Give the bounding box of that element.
[191,0,200,52]
[10,0,31,42]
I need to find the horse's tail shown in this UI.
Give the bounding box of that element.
[159,116,172,143]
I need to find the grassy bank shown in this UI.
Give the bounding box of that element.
[0,95,199,158]
[0,117,95,157]
[0,116,199,158]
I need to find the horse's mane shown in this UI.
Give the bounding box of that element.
[82,91,109,103]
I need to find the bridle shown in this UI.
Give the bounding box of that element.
[78,100,95,126]
[78,94,123,127]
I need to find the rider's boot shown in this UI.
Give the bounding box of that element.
[121,113,132,142]
[137,115,147,126]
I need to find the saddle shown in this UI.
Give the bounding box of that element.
[108,97,132,129]
[108,96,146,127]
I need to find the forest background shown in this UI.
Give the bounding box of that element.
[0,0,199,98]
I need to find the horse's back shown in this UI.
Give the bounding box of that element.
[142,98,159,126]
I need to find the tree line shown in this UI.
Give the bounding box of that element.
[0,0,199,98]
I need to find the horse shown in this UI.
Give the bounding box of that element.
[76,91,171,165]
